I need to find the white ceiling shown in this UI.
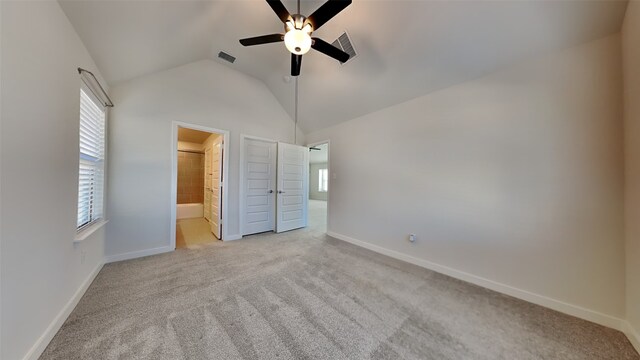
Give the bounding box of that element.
[59,0,629,133]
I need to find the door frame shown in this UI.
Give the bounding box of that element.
[307,140,331,232]
[239,134,278,237]
[170,121,230,248]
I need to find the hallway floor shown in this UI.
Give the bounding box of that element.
[176,217,218,249]
[307,199,327,232]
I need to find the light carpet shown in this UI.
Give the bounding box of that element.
[41,200,638,359]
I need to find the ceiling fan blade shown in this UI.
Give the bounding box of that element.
[311,37,350,63]
[291,54,302,76]
[239,34,284,46]
[266,0,291,23]
[307,0,352,31]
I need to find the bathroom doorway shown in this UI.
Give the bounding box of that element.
[170,122,229,249]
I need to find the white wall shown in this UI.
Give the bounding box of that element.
[623,0,640,347]
[107,59,303,258]
[0,1,4,356]
[309,163,328,201]
[1,2,106,359]
[307,35,625,322]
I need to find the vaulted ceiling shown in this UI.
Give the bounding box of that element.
[59,0,629,133]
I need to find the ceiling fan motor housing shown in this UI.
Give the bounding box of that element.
[285,14,312,32]
[285,14,313,54]
[239,0,353,76]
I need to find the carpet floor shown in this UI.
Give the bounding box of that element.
[41,201,638,359]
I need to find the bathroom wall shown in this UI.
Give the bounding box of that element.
[177,148,204,204]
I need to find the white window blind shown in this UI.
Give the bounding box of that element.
[319,168,328,192]
[77,87,106,229]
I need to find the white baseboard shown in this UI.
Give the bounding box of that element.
[623,321,640,354]
[224,234,242,241]
[23,261,104,360]
[326,231,626,332]
[105,245,174,263]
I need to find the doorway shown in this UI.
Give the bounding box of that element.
[170,122,229,249]
[307,141,329,232]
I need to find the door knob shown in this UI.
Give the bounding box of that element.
[278,190,285,194]
[268,190,273,193]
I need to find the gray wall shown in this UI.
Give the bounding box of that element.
[107,59,303,258]
[309,163,328,201]
[1,2,106,358]
[306,35,625,320]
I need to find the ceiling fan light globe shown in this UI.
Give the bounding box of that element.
[284,29,312,55]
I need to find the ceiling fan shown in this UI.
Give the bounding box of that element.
[239,0,352,76]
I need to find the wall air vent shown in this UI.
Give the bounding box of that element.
[217,51,236,64]
[331,31,357,64]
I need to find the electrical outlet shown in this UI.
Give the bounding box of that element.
[409,234,416,243]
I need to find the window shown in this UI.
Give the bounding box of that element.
[77,87,106,230]
[318,168,328,192]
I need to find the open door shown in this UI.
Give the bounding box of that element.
[210,135,223,239]
[276,142,309,232]
[204,146,212,222]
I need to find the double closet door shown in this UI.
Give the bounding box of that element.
[242,138,309,236]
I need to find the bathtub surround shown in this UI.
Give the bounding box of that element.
[176,203,204,220]
[177,150,204,204]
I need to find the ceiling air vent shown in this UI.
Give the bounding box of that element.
[331,31,357,64]
[218,51,236,64]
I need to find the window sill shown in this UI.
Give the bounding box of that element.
[74,219,108,243]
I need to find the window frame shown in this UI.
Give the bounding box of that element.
[318,168,328,193]
[76,84,107,234]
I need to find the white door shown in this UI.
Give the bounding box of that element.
[276,142,309,233]
[210,136,223,239]
[204,146,212,221]
[242,138,277,235]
